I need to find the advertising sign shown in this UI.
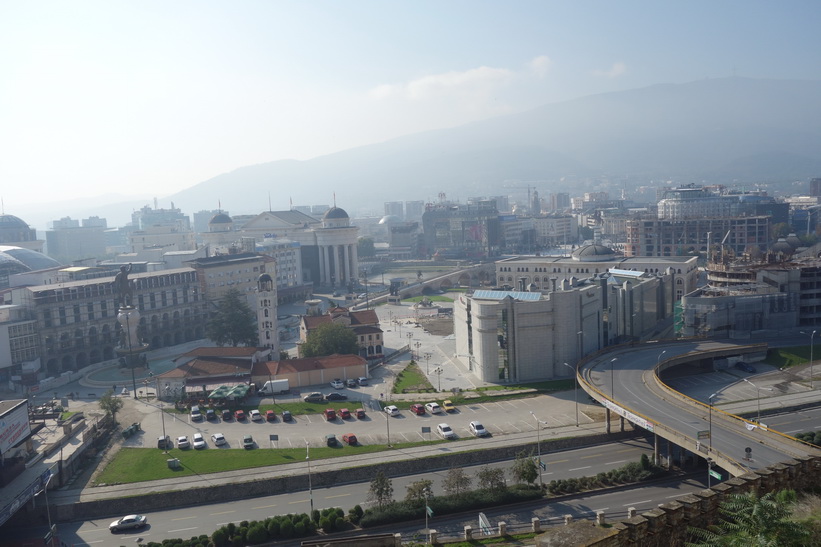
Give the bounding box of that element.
[0,402,31,455]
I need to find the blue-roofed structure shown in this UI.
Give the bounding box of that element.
[472,290,542,301]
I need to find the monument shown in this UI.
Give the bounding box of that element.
[113,264,151,399]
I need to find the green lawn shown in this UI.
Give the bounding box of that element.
[393,362,434,393]
[764,346,813,369]
[95,440,437,485]
[404,295,455,303]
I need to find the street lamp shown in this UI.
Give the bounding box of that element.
[529,411,545,487]
[657,350,667,366]
[386,409,392,447]
[406,332,414,358]
[434,367,443,391]
[306,441,314,516]
[562,362,579,427]
[742,378,773,423]
[424,352,432,375]
[801,330,816,389]
[414,341,422,363]
[609,357,618,399]
[708,392,717,454]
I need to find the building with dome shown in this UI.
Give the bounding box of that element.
[0,245,63,289]
[0,214,44,253]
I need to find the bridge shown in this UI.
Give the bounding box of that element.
[577,340,821,478]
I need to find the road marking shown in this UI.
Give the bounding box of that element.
[289,498,308,504]
[666,494,684,498]
[569,466,591,471]
[253,504,278,509]
[210,511,236,515]
[605,460,627,465]
[786,429,803,434]
[326,493,350,499]
[615,449,635,453]
[550,459,569,463]
[624,500,651,506]
[172,516,197,521]
[581,454,600,459]
[168,527,198,533]
[85,541,104,544]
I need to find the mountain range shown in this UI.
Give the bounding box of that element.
[21,77,821,228]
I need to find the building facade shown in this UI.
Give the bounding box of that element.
[624,216,771,257]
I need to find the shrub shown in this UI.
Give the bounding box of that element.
[294,521,306,536]
[246,524,268,544]
[230,536,244,547]
[319,516,332,532]
[211,528,229,547]
[311,509,320,523]
[280,520,294,538]
[335,516,346,530]
[266,520,280,538]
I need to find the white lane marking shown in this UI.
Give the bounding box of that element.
[623,499,652,506]
[605,460,628,465]
[569,466,591,471]
[168,527,198,533]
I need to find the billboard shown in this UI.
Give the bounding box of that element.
[0,401,31,456]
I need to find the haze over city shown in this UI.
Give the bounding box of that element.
[3,0,821,220]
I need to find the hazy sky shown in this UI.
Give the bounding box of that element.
[2,1,820,209]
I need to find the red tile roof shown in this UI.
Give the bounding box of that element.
[251,354,367,375]
[156,358,253,379]
[181,346,262,358]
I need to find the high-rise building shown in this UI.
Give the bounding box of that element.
[404,200,425,221]
[811,178,821,197]
[384,202,404,219]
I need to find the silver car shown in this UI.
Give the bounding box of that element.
[109,514,147,532]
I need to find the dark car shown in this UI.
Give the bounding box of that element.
[409,404,425,416]
[326,433,338,447]
[735,361,757,373]
[205,409,217,421]
[325,392,348,401]
[303,392,325,403]
[222,409,232,420]
[282,410,293,421]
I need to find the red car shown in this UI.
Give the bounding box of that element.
[234,409,246,421]
[409,404,425,415]
[266,410,276,422]
[342,433,358,445]
[324,409,337,421]
[355,408,366,419]
[339,408,351,419]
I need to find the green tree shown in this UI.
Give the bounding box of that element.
[477,465,507,491]
[207,288,258,347]
[405,479,434,502]
[358,237,375,258]
[687,490,809,547]
[279,350,290,360]
[442,467,471,497]
[301,323,359,357]
[511,450,539,485]
[98,389,124,423]
[367,471,394,509]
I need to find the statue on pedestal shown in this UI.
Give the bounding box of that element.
[113,264,134,308]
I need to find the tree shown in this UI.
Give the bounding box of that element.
[207,288,258,347]
[367,471,393,509]
[687,490,809,547]
[477,465,507,491]
[279,350,290,360]
[405,479,433,502]
[358,237,375,258]
[99,389,124,423]
[442,467,472,497]
[511,450,539,485]
[301,323,359,357]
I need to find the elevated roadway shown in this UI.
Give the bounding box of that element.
[578,340,821,477]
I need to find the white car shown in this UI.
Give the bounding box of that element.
[109,514,147,532]
[384,405,400,417]
[249,409,263,421]
[330,379,344,389]
[425,402,442,414]
[177,435,190,449]
[192,433,206,449]
[469,421,489,437]
[211,432,226,446]
[437,423,456,439]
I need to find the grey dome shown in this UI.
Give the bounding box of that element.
[0,215,29,228]
[323,207,349,220]
[209,213,232,224]
[0,245,62,271]
[258,273,273,283]
[771,238,794,255]
[571,244,616,262]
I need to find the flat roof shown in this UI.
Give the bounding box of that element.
[473,290,542,301]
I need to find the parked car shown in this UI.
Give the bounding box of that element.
[234,409,246,421]
[346,378,358,388]
[357,377,369,386]
[206,409,217,421]
[222,409,232,420]
[303,392,325,403]
[249,409,263,421]
[436,423,455,439]
[192,433,206,449]
[469,421,489,437]
[266,410,277,422]
[326,392,348,401]
[190,405,203,421]
[355,408,366,419]
[425,402,442,414]
[211,433,226,446]
[177,435,190,449]
[330,379,344,389]
[342,433,358,445]
[282,410,293,421]
[324,408,337,421]
[384,405,400,417]
[442,400,455,412]
[735,361,757,373]
[409,404,426,415]
[157,435,172,449]
[326,433,338,446]
[109,514,147,532]
[242,435,255,449]
[339,408,351,419]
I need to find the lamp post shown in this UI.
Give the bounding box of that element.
[657,350,667,366]
[742,378,773,423]
[562,362,579,427]
[434,367,443,391]
[414,341,422,364]
[708,392,717,454]
[609,357,618,400]
[386,409,392,447]
[407,332,414,358]
[424,352,432,375]
[42,468,56,546]
[125,311,137,399]
[530,411,544,487]
[577,330,584,360]
[801,330,816,389]
[423,486,432,545]
[306,441,314,516]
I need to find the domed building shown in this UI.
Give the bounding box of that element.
[0,245,62,289]
[571,244,617,262]
[0,214,44,253]
[208,212,233,233]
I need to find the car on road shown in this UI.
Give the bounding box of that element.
[409,404,425,415]
[324,408,337,421]
[342,433,358,445]
[442,400,455,412]
[330,378,344,389]
[249,409,263,421]
[206,409,217,421]
[355,408,366,419]
[358,293,367,299]
[266,410,276,422]
[193,433,206,449]
[339,408,351,419]
[346,378,358,388]
[425,402,442,414]
[384,405,400,417]
[177,435,190,449]
[436,423,455,439]
[469,421,489,437]
[357,377,369,386]
[222,409,232,420]
[735,361,757,373]
[234,409,246,421]
[326,392,348,401]
[242,435,255,449]
[303,392,325,403]
[211,433,226,446]
[282,410,293,421]
[109,514,147,532]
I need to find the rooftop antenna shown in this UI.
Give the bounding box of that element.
[333,192,337,207]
